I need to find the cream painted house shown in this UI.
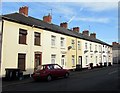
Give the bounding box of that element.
[1,6,112,77]
[42,29,67,69]
[1,19,43,77]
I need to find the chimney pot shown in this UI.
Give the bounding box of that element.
[60,22,68,29]
[73,27,79,32]
[112,42,119,45]
[82,30,89,36]
[43,13,52,23]
[19,6,28,16]
[90,33,96,38]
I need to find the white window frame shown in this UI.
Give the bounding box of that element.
[60,37,65,48]
[85,56,88,64]
[90,44,92,51]
[71,40,75,49]
[95,45,97,51]
[61,55,65,66]
[99,45,101,52]
[51,35,56,47]
[51,54,56,64]
[85,43,87,50]
[78,41,81,49]
[72,55,75,66]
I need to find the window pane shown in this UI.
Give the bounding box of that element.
[85,56,88,64]
[85,43,87,49]
[72,55,75,66]
[61,37,64,47]
[19,29,27,44]
[71,40,75,49]
[18,53,26,71]
[78,41,80,49]
[51,36,56,46]
[34,32,40,45]
[51,55,56,64]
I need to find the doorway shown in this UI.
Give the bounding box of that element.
[78,56,82,68]
[61,55,66,68]
[34,53,42,69]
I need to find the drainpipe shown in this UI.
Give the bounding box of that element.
[76,38,77,66]
[29,25,34,78]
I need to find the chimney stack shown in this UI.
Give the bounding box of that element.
[112,42,119,46]
[82,30,89,36]
[90,33,96,38]
[43,13,52,23]
[73,27,79,32]
[60,22,68,29]
[19,6,28,16]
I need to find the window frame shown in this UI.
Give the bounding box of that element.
[18,53,26,71]
[90,44,92,51]
[51,35,56,47]
[51,54,56,64]
[85,56,88,64]
[60,37,65,48]
[78,41,81,50]
[34,32,41,46]
[71,39,75,49]
[72,55,75,66]
[19,28,27,44]
[85,43,87,50]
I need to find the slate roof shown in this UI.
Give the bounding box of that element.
[2,12,111,47]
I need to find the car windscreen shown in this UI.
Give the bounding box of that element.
[36,65,45,70]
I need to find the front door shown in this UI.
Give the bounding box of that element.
[61,55,65,68]
[35,53,42,69]
[78,56,82,68]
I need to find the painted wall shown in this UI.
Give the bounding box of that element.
[1,19,113,77]
[81,39,111,68]
[42,29,67,68]
[66,36,77,69]
[1,20,43,77]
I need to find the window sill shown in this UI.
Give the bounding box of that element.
[51,46,57,48]
[34,44,41,46]
[61,47,65,49]
[19,43,27,45]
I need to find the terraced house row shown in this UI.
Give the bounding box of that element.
[0,6,112,77]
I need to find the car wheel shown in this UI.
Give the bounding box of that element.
[64,73,69,78]
[47,75,52,81]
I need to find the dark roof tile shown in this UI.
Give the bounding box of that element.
[2,13,111,46]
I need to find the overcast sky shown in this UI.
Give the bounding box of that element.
[2,1,118,45]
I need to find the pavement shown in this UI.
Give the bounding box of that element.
[1,64,119,88]
[1,64,120,91]
[2,76,33,88]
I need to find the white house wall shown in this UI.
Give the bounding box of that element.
[1,19,113,77]
[1,20,43,77]
[42,29,67,68]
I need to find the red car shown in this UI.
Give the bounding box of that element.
[32,64,69,81]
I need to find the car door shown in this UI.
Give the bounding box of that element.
[48,65,58,77]
[54,64,65,77]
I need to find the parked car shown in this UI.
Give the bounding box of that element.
[32,64,69,81]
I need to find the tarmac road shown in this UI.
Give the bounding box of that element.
[2,64,120,92]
